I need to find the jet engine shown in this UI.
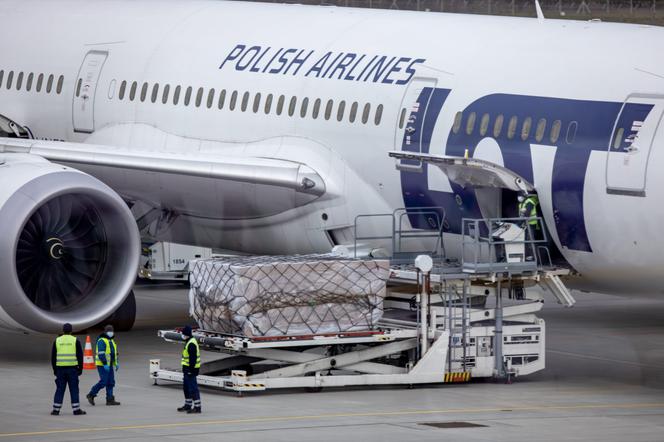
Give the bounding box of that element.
[0,154,140,333]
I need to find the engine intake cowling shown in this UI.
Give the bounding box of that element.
[0,154,140,333]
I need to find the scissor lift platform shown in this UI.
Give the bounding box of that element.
[150,305,546,395]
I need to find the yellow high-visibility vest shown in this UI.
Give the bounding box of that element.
[55,335,78,367]
[519,196,539,227]
[181,338,201,369]
[95,337,118,367]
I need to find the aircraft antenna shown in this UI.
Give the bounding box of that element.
[535,0,545,23]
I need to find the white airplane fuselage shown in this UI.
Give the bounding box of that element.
[2,0,664,295]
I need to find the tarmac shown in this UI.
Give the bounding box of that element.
[0,282,663,442]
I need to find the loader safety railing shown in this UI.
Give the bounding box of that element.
[353,206,446,264]
[461,217,551,274]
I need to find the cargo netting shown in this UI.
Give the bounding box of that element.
[188,255,390,337]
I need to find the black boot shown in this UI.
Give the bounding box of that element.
[50,410,59,416]
[177,404,192,412]
[106,396,121,406]
[73,409,87,415]
[187,407,201,414]
[86,394,95,406]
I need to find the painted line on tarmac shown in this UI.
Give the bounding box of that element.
[548,349,664,369]
[2,402,664,438]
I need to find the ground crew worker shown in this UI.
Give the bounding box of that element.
[518,193,541,236]
[177,325,201,414]
[86,325,120,406]
[51,323,86,415]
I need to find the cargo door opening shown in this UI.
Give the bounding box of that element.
[389,151,567,266]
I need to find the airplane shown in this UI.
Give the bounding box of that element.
[0,0,662,334]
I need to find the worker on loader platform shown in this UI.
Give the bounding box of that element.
[178,325,202,414]
[518,193,541,238]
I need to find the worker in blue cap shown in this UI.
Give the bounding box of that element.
[177,325,201,413]
[51,323,86,415]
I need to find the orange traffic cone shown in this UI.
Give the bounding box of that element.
[83,336,95,370]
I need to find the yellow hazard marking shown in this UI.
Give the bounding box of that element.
[242,383,265,388]
[2,402,664,438]
[444,372,471,383]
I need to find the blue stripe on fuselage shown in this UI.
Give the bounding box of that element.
[399,88,653,253]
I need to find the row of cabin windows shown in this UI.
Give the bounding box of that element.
[0,70,64,95]
[109,80,384,126]
[451,111,577,145]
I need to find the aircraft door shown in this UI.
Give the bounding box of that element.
[394,77,438,169]
[606,94,664,196]
[72,50,108,133]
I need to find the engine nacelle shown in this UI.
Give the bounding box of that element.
[0,154,140,333]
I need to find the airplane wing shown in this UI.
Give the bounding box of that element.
[389,151,534,193]
[0,138,326,219]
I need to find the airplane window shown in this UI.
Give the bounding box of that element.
[398,107,406,128]
[276,95,285,115]
[479,113,490,136]
[350,102,359,123]
[452,111,463,134]
[507,116,518,139]
[140,82,149,102]
[550,119,562,144]
[374,104,383,125]
[465,112,476,135]
[241,91,250,111]
[16,72,23,90]
[184,86,193,106]
[207,89,215,109]
[76,78,83,98]
[36,73,44,92]
[493,114,504,138]
[288,96,297,116]
[129,81,137,101]
[337,100,346,122]
[151,83,159,103]
[312,98,321,119]
[264,94,273,114]
[521,117,532,141]
[613,128,624,150]
[362,103,371,124]
[162,84,170,104]
[218,89,226,109]
[26,73,33,91]
[0,70,3,88]
[196,87,204,108]
[325,99,334,120]
[107,79,116,99]
[535,118,547,142]
[300,97,309,118]
[184,86,194,106]
[566,121,578,144]
[118,81,127,100]
[253,93,261,113]
[173,85,181,105]
[56,75,64,94]
[6,71,14,90]
[229,90,238,111]
[47,74,56,94]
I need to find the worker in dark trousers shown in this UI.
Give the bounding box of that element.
[518,193,542,260]
[177,326,202,414]
[86,325,121,406]
[51,323,86,415]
